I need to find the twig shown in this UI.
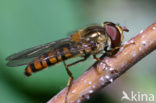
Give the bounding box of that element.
[48,22,156,103]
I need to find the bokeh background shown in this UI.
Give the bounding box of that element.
[0,0,156,103]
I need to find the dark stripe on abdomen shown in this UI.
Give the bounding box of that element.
[60,48,66,60]
[30,64,36,72]
[24,45,75,76]
[46,58,52,65]
[60,46,73,61]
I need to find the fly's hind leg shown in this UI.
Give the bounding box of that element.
[66,51,90,68]
[63,61,74,87]
[63,61,73,103]
[63,51,90,103]
[65,51,89,88]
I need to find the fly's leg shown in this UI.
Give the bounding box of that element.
[93,54,107,74]
[63,52,89,103]
[106,41,135,57]
[63,61,74,87]
[105,47,120,56]
[63,61,73,103]
[66,56,89,67]
[93,54,101,61]
[93,42,136,74]
[123,41,135,48]
[93,54,120,75]
[66,51,90,68]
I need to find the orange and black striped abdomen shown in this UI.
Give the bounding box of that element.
[25,45,76,76]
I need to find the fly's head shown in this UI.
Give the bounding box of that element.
[103,22,129,48]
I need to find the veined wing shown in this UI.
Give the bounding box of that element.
[6,37,73,67]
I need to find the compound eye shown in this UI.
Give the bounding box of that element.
[105,23,121,47]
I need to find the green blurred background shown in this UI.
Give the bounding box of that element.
[0,0,156,103]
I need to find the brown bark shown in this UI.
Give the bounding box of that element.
[48,22,156,103]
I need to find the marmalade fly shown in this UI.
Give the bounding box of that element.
[6,22,129,103]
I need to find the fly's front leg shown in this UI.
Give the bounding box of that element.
[105,46,121,57]
[106,41,135,57]
[123,40,135,48]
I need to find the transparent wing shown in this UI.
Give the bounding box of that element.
[6,37,73,67]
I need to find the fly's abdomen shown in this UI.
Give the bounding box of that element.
[25,47,76,76]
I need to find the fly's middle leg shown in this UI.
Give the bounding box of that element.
[93,54,101,61]
[93,54,118,74]
[93,54,105,74]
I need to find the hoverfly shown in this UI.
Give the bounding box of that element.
[6,22,128,102]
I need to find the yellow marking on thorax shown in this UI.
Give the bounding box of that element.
[72,32,81,43]
[85,48,91,53]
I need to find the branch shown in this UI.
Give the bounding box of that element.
[48,22,156,103]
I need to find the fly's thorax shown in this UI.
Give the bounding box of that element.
[81,31,109,54]
[77,26,109,54]
[90,32,108,54]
